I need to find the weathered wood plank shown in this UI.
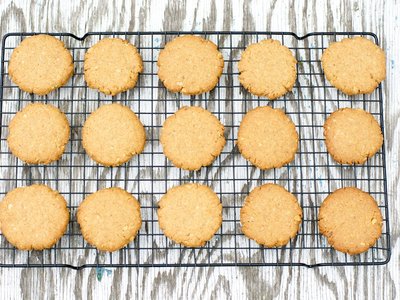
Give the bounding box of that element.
[0,0,398,299]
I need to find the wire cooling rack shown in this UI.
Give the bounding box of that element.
[0,32,390,269]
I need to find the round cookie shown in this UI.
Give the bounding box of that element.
[318,187,383,255]
[324,108,383,164]
[82,103,146,166]
[7,103,70,164]
[160,106,226,170]
[157,35,224,95]
[240,184,302,247]
[8,34,73,95]
[237,106,298,169]
[238,39,297,99]
[321,37,386,95]
[157,183,222,247]
[84,38,143,96]
[0,184,69,250]
[77,187,142,252]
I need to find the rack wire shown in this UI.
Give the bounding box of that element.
[0,32,390,269]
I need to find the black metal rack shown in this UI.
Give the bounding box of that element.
[0,31,390,269]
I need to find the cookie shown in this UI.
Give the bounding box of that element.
[157,183,222,247]
[160,106,226,170]
[321,37,386,95]
[84,38,143,96]
[240,184,302,247]
[82,103,146,166]
[324,108,383,164]
[157,35,224,95]
[238,39,297,99]
[237,106,298,169]
[318,187,383,255]
[7,103,70,164]
[77,187,142,252]
[8,34,74,95]
[0,185,69,250]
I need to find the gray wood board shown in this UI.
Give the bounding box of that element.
[0,0,398,299]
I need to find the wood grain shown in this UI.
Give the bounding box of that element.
[0,0,399,299]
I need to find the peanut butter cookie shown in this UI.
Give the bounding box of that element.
[324,108,383,164]
[0,184,69,250]
[239,39,297,99]
[240,183,302,247]
[84,38,143,95]
[321,37,386,95]
[82,103,146,166]
[237,106,298,169]
[160,106,226,170]
[8,34,73,95]
[7,103,70,164]
[157,35,224,95]
[77,187,142,252]
[318,187,383,255]
[157,183,222,247]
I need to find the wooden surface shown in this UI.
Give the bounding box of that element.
[0,0,399,298]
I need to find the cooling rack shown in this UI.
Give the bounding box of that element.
[0,31,390,269]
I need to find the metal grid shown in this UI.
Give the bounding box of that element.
[0,32,390,269]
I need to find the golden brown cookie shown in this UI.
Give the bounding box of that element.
[324,108,383,164]
[7,103,70,164]
[318,187,383,255]
[237,106,298,169]
[77,187,142,252]
[157,35,224,95]
[8,34,74,95]
[84,38,143,96]
[238,39,297,99]
[321,37,386,95]
[0,185,69,250]
[160,106,226,170]
[157,183,222,247]
[240,183,302,247]
[82,103,146,166]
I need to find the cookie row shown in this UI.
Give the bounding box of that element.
[0,183,382,255]
[7,103,383,169]
[8,34,386,98]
